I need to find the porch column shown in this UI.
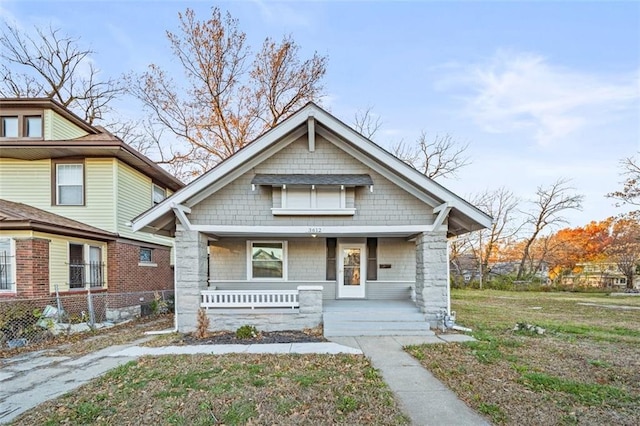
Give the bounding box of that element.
[415,231,448,327]
[175,229,208,332]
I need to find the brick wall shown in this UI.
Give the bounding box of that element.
[107,241,173,296]
[15,237,50,298]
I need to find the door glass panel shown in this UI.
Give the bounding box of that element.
[343,248,361,286]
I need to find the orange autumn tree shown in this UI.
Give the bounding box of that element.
[536,219,612,282]
[128,7,327,180]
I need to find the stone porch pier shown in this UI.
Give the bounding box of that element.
[415,231,449,327]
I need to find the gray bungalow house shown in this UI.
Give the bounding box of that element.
[131,103,491,333]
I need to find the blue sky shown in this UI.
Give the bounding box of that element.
[2,0,639,228]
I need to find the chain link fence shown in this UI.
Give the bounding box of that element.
[0,289,174,350]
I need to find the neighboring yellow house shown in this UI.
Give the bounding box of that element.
[0,98,183,302]
[561,262,629,289]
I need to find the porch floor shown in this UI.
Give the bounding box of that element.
[323,299,434,337]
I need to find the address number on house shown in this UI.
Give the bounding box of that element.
[308,227,322,233]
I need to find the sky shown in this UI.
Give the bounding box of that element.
[1,0,639,229]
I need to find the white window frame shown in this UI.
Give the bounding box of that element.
[272,185,355,216]
[56,163,84,206]
[0,238,16,292]
[247,240,288,280]
[152,184,166,205]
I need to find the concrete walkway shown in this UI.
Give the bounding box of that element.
[330,335,490,426]
[1,335,487,425]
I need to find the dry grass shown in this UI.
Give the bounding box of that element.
[0,315,173,359]
[406,290,640,425]
[11,353,409,425]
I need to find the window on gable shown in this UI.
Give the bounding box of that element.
[0,238,16,291]
[1,116,18,137]
[152,184,166,205]
[56,163,84,205]
[248,241,286,280]
[276,185,351,215]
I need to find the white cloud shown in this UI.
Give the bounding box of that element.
[442,50,639,146]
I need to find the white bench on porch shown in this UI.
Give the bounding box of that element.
[200,289,300,310]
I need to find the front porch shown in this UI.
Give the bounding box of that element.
[176,229,451,333]
[198,288,434,336]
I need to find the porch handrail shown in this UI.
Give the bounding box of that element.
[201,289,299,309]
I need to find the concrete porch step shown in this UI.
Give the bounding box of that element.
[323,311,427,322]
[324,327,435,337]
[323,299,432,337]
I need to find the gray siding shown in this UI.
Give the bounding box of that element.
[209,237,326,281]
[377,238,416,281]
[209,236,415,300]
[190,136,435,226]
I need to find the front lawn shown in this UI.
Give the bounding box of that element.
[406,290,640,425]
[11,353,409,425]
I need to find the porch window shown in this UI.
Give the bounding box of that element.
[248,241,287,280]
[0,238,16,291]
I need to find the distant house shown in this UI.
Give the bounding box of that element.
[0,98,183,307]
[132,102,491,332]
[561,262,631,289]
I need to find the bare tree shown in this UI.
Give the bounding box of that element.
[608,154,640,207]
[0,22,122,124]
[352,106,382,139]
[466,188,520,286]
[392,132,470,180]
[606,217,640,289]
[127,7,327,181]
[516,179,584,280]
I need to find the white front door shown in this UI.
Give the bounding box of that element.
[337,244,366,298]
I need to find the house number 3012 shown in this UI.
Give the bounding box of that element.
[308,227,322,233]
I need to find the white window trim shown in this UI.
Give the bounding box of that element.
[247,240,288,280]
[0,238,16,293]
[274,185,354,216]
[56,163,84,206]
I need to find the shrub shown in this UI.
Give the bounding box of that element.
[236,325,258,339]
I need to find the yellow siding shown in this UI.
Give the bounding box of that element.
[115,161,172,247]
[44,110,53,140]
[50,110,88,140]
[0,158,51,206]
[0,158,116,233]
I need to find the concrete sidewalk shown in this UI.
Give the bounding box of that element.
[330,335,490,426]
